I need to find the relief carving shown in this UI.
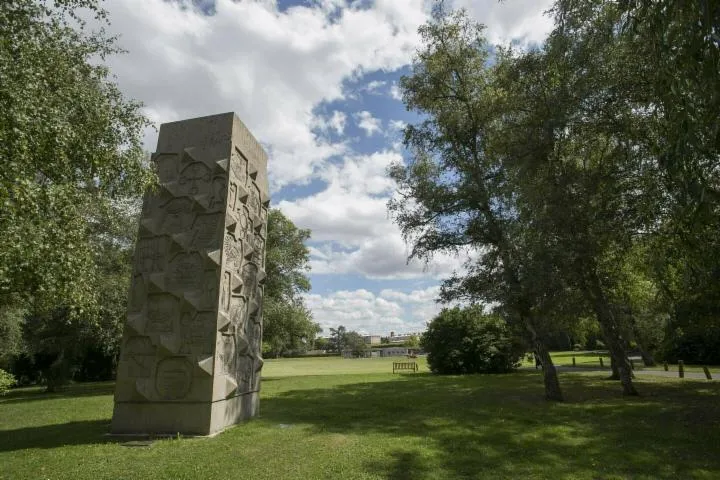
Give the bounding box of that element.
[129,274,146,312]
[179,312,214,355]
[247,182,260,217]
[241,262,259,300]
[231,149,248,185]
[220,271,231,313]
[208,175,227,211]
[179,162,211,195]
[236,206,251,243]
[146,294,179,333]
[228,182,238,212]
[204,270,218,310]
[223,234,243,271]
[191,213,223,250]
[155,153,179,182]
[135,237,166,274]
[167,253,204,292]
[121,336,156,378]
[155,357,193,400]
[161,198,194,234]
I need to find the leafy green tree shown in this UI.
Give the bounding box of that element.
[390,8,565,400]
[343,331,369,358]
[314,337,330,351]
[329,325,347,353]
[0,0,154,314]
[19,198,140,389]
[263,209,319,357]
[0,303,26,370]
[0,369,15,395]
[406,334,420,349]
[422,306,524,374]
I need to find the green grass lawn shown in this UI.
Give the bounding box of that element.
[263,355,429,377]
[2,357,720,480]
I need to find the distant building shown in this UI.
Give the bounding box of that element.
[363,335,382,345]
[380,347,408,357]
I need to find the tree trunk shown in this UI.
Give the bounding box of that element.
[639,347,656,367]
[585,272,638,396]
[525,319,563,401]
[609,356,620,380]
[536,340,563,401]
[596,316,638,395]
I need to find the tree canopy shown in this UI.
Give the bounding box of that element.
[391,1,720,399]
[262,209,320,357]
[0,0,154,313]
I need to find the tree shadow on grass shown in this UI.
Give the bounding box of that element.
[0,382,117,452]
[260,372,720,479]
[0,420,111,452]
[0,382,115,405]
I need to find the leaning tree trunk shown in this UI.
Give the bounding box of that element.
[639,347,656,367]
[525,319,563,401]
[610,355,620,380]
[585,272,638,396]
[593,302,638,396]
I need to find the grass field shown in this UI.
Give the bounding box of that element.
[2,356,720,480]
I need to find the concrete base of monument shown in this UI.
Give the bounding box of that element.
[109,391,259,437]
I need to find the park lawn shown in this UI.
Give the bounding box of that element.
[263,355,429,377]
[1,360,720,480]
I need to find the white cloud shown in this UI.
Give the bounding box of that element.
[101,0,430,190]
[354,110,383,137]
[451,0,554,46]
[389,83,403,100]
[313,110,347,135]
[364,80,387,94]
[278,150,465,280]
[101,0,554,191]
[306,285,442,334]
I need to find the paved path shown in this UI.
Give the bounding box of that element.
[521,365,715,380]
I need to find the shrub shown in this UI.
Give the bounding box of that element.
[0,369,16,395]
[421,306,524,374]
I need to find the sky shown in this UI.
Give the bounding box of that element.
[100,0,554,336]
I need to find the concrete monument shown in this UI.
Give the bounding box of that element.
[111,112,269,436]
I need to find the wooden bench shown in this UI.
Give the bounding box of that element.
[393,362,418,373]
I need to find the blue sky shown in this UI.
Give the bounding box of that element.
[102,0,554,335]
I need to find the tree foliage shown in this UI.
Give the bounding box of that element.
[422,306,524,374]
[262,209,319,357]
[392,0,720,397]
[0,0,154,314]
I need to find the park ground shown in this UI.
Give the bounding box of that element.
[2,355,720,480]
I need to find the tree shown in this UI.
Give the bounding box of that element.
[16,198,140,389]
[329,325,347,353]
[390,7,564,400]
[0,0,154,314]
[314,337,330,351]
[262,209,319,357]
[422,306,524,374]
[343,331,369,358]
[406,334,420,349]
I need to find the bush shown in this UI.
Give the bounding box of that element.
[421,306,524,374]
[0,369,16,395]
[661,326,720,365]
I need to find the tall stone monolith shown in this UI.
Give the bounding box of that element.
[111,112,269,436]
